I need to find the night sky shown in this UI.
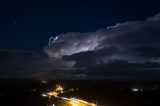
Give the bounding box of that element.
[0,0,160,80]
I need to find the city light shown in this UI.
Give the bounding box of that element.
[42,84,97,106]
[132,88,139,92]
[41,85,63,98]
[131,88,143,92]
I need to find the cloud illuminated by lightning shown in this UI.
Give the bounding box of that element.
[44,32,105,59]
[44,12,160,64]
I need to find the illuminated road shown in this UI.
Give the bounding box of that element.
[56,96,97,106]
[42,85,97,106]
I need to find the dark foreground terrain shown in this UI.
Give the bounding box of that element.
[0,79,160,106]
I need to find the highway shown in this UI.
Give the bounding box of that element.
[56,96,97,106]
[41,85,97,106]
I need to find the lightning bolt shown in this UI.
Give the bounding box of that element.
[48,36,59,45]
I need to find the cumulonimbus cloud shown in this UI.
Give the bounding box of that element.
[1,13,160,80]
[44,12,160,66]
[44,32,106,59]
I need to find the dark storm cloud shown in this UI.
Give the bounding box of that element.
[130,47,160,58]
[2,13,160,80]
[86,60,160,80]
[42,13,160,80]
[63,46,118,67]
[0,50,75,79]
[44,12,160,65]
